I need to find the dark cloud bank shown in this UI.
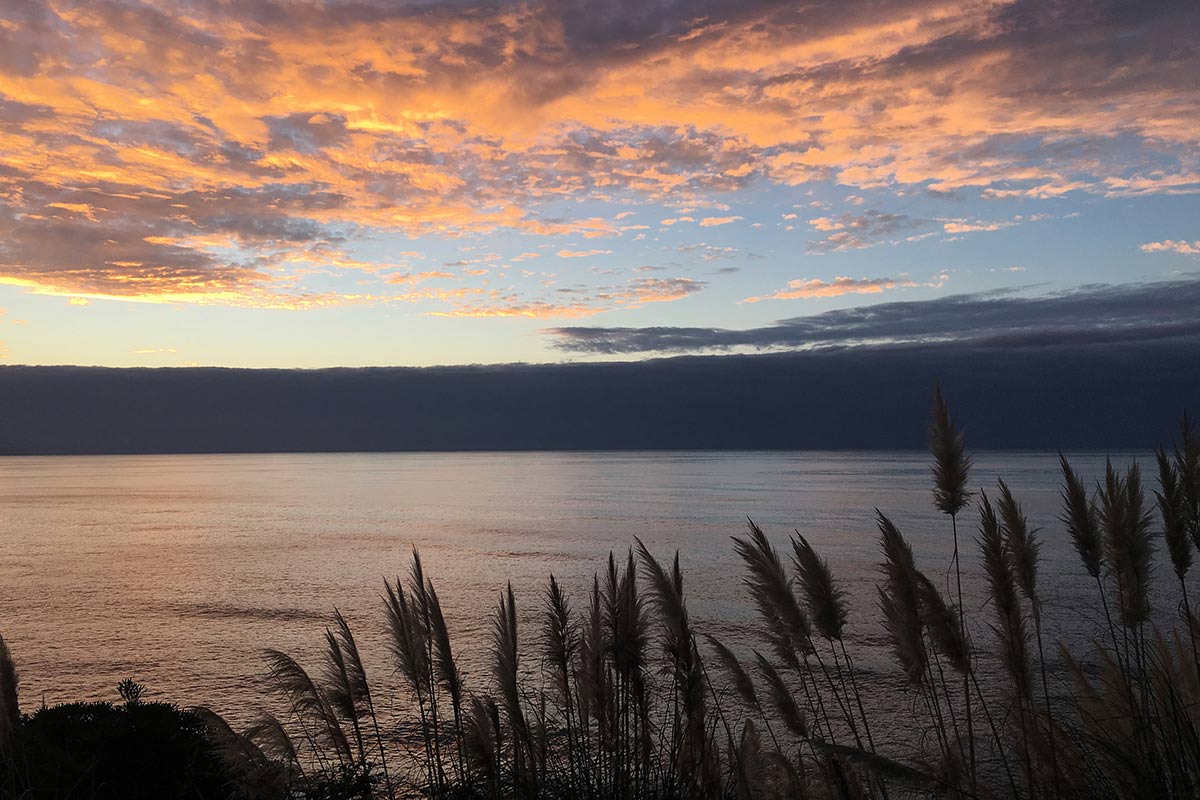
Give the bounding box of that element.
[2,277,1196,454]
[0,340,1195,454]
[550,278,1200,354]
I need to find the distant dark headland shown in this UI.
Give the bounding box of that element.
[1,339,1196,455]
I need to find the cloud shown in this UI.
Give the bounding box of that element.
[806,212,924,252]
[1142,239,1200,255]
[556,249,614,258]
[677,243,739,261]
[698,216,743,227]
[4,339,1198,453]
[387,271,458,285]
[548,276,1200,354]
[0,0,1196,311]
[743,276,913,303]
[942,220,1017,234]
[430,276,704,317]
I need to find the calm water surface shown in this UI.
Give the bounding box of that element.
[0,450,1155,724]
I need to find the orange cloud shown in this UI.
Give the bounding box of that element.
[556,249,613,258]
[743,276,914,303]
[431,277,704,318]
[698,216,743,227]
[0,0,1194,315]
[1141,239,1200,255]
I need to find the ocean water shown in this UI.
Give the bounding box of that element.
[0,450,1161,725]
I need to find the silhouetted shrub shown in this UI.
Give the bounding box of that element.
[3,699,229,799]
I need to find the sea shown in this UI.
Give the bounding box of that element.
[0,450,1165,727]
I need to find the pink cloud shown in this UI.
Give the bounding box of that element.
[743,276,915,303]
[1141,239,1200,255]
[699,215,743,227]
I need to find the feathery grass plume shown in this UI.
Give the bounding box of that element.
[1147,634,1200,800]
[427,584,462,706]
[408,547,432,630]
[1060,453,1104,578]
[733,518,813,654]
[541,574,580,788]
[733,719,769,800]
[635,538,691,650]
[382,577,428,697]
[754,652,808,739]
[978,492,1032,700]
[877,588,922,689]
[997,480,1040,608]
[1060,643,1142,793]
[1158,449,1192,581]
[792,533,847,642]
[405,550,446,783]
[876,511,928,684]
[742,724,803,800]
[603,550,649,682]
[407,551,448,785]
[979,491,1042,798]
[601,551,647,797]
[931,385,976,792]
[192,706,290,798]
[635,540,700,704]
[463,695,500,793]
[915,573,970,675]
[382,569,441,789]
[997,480,1064,792]
[704,635,759,711]
[974,491,1032,690]
[321,617,367,762]
[930,385,972,517]
[330,610,379,773]
[813,740,944,793]
[578,574,608,743]
[330,612,371,718]
[1177,412,1200,549]
[493,581,535,785]
[427,582,465,771]
[636,540,713,789]
[543,574,576,700]
[0,635,17,754]
[1101,460,1157,628]
[263,648,352,765]
[1156,447,1200,692]
[493,583,524,728]
[243,712,300,775]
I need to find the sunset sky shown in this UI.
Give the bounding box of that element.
[1,0,1197,367]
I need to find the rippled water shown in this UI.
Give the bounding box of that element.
[0,450,1159,725]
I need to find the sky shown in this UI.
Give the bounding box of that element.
[1,0,1198,368]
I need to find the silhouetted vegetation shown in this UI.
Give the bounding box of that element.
[3,392,1200,799]
[0,667,230,799]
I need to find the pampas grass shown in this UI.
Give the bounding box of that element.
[1100,460,1157,630]
[930,385,976,791]
[791,534,846,644]
[877,512,928,687]
[123,393,1200,800]
[1060,453,1104,580]
[930,385,972,518]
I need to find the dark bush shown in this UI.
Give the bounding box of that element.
[3,700,230,799]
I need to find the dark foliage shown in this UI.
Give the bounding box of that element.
[2,700,230,800]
